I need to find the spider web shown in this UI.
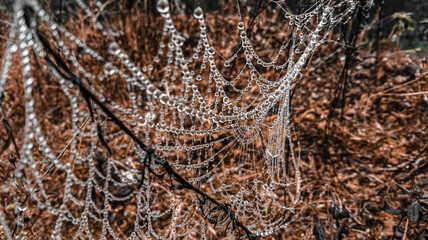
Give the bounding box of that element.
[0,0,358,239]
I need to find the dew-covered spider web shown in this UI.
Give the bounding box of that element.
[0,0,358,239]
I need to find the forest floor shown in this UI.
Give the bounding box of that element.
[285,45,428,239]
[0,7,427,240]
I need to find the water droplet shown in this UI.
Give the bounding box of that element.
[237,21,245,30]
[193,7,203,19]
[103,62,115,75]
[10,44,18,53]
[156,0,169,13]
[108,42,120,55]
[172,35,184,47]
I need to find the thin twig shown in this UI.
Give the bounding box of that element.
[402,218,409,240]
[11,116,90,237]
[32,115,90,194]
[379,91,428,97]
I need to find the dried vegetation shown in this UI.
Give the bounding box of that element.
[0,2,427,239]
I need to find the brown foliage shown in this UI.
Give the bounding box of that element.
[0,3,427,239]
